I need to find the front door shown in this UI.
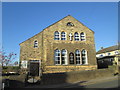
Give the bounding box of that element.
[29,60,40,76]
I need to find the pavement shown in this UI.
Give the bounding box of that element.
[25,74,120,88]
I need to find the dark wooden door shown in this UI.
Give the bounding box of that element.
[29,62,39,76]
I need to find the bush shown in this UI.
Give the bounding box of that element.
[2,66,20,74]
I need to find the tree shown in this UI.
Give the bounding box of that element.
[0,49,17,66]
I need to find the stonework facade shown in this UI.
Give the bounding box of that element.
[20,15,97,73]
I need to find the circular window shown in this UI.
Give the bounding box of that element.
[67,22,74,26]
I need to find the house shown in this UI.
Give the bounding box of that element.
[96,45,120,69]
[19,15,97,75]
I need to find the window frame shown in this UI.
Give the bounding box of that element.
[81,49,88,65]
[75,50,81,65]
[61,49,67,65]
[74,32,80,41]
[61,31,66,40]
[54,49,61,65]
[67,22,74,26]
[80,32,86,41]
[54,31,60,40]
[34,40,38,48]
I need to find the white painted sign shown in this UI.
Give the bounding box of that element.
[21,60,28,68]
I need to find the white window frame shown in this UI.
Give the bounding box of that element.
[75,50,81,65]
[54,49,61,65]
[61,32,66,40]
[34,40,38,48]
[81,49,88,65]
[74,32,80,41]
[54,31,60,40]
[80,32,86,41]
[61,49,67,65]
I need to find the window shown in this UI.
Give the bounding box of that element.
[61,49,67,65]
[69,52,74,64]
[54,31,60,40]
[61,32,66,40]
[74,32,79,41]
[108,53,111,56]
[67,22,74,26]
[81,49,87,65]
[80,32,86,41]
[54,49,61,65]
[75,50,81,65]
[34,40,38,48]
[100,54,103,57]
[115,51,119,55]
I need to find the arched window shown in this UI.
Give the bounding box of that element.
[75,50,81,65]
[74,32,79,41]
[80,32,86,41]
[54,49,61,65]
[54,31,60,40]
[81,49,88,65]
[61,49,67,65]
[34,40,38,48]
[67,22,74,26]
[61,32,66,40]
[69,52,74,64]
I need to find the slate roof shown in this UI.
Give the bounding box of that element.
[96,45,119,54]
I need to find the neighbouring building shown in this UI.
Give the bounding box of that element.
[19,15,97,75]
[96,45,120,69]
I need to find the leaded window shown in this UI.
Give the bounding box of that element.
[54,31,60,40]
[61,32,66,40]
[75,50,81,65]
[34,40,38,48]
[80,32,86,41]
[61,49,67,65]
[54,49,61,65]
[81,49,87,65]
[74,32,79,41]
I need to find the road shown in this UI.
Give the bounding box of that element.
[64,76,120,88]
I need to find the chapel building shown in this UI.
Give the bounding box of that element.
[19,15,97,74]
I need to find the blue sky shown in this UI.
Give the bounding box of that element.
[2,2,118,63]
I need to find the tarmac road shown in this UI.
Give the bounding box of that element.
[63,75,120,88]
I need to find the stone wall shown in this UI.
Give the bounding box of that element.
[43,65,97,73]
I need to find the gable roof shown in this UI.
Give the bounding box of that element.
[96,45,119,54]
[19,15,94,45]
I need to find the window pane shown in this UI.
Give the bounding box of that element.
[81,50,87,64]
[54,49,61,65]
[75,50,80,64]
[61,49,67,65]
[80,32,85,41]
[74,32,79,41]
[54,31,60,40]
[61,32,66,40]
[34,40,38,48]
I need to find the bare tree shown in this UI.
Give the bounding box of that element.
[0,49,17,66]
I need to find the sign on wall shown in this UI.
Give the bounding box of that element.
[21,60,28,68]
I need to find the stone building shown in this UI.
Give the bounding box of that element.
[19,15,97,75]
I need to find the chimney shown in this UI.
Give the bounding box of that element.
[101,47,104,50]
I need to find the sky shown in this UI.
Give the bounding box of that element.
[2,2,118,63]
